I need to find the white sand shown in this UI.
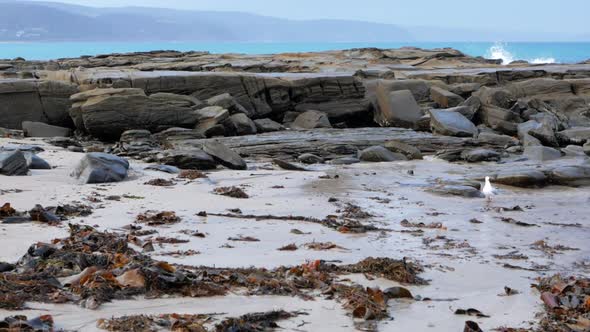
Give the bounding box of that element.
[1,137,589,331]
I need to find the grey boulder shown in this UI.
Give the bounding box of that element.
[292,111,332,130]
[428,185,484,198]
[494,170,547,188]
[254,118,285,133]
[430,86,465,108]
[374,89,422,128]
[524,146,562,161]
[383,140,423,160]
[359,146,408,162]
[156,149,218,170]
[202,141,247,170]
[0,150,29,176]
[298,153,324,164]
[71,153,129,184]
[228,113,257,136]
[461,149,501,162]
[22,121,72,138]
[550,166,590,186]
[429,109,477,137]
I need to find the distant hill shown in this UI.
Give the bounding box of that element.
[0,1,412,42]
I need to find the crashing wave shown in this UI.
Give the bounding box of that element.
[486,42,556,65]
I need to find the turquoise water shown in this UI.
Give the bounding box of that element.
[0,41,589,64]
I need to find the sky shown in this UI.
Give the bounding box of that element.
[30,0,589,34]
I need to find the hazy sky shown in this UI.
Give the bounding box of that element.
[30,0,588,33]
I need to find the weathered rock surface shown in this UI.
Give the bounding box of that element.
[524,146,562,161]
[383,140,423,160]
[461,149,501,162]
[477,132,519,147]
[428,185,484,198]
[254,119,284,133]
[298,153,324,164]
[0,79,78,129]
[0,150,29,175]
[201,141,247,170]
[557,127,590,145]
[494,170,548,188]
[228,113,257,136]
[358,146,407,162]
[24,153,51,170]
[430,86,464,108]
[156,149,217,170]
[22,121,72,137]
[71,88,202,140]
[194,106,230,133]
[550,165,590,186]
[374,89,422,128]
[71,153,129,184]
[291,111,332,130]
[429,109,477,137]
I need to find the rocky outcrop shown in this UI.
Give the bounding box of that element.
[70,88,202,140]
[71,153,129,184]
[0,79,78,129]
[430,86,464,108]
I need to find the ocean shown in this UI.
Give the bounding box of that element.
[0,41,589,64]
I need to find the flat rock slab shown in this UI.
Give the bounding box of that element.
[202,141,247,170]
[494,170,548,188]
[71,153,129,184]
[359,146,407,162]
[428,185,484,198]
[430,110,477,137]
[22,121,72,138]
[177,128,498,160]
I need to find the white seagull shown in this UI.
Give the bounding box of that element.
[482,176,495,203]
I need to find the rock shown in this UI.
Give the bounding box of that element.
[292,111,332,130]
[435,149,463,162]
[359,146,407,162]
[459,96,481,120]
[562,145,588,157]
[368,79,431,103]
[374,89,422,128]
[0,150,29,176]
[113,129,158,156]
[584,142,590,156]
[428,185,484,198]
[461,149,501,162]
[298,153,324,164]
[430,86,464,108]
[228,113,257,136]
[273,159,308,171]
[494,170,548,188]
[439,106,476,121]
[145,164,180,174]
[22,121,72,138]
[479,105,521,135]
[0,127,23,138]
[477,132,519,147]
[201,141,247,170]
[254,118,285,133]
[24,153,51,170]
[0,79,78,129]
[207,93,251,117]
[71,153,129,184]
[557,127,590,145]
[507,78,573,98]
[524,146,562,161]
[68,146,84,153]
[429,109,477,137]
[328,157,361,165]
[294,99,372,126]
[194,106,230,133]
[72,88,201,140]
[474,87,515,109]
[152,127,205,142]
[528,120,559,147]
[156,149,218,170]
[0,144,44,153]
[383,140,423,160]
[550,165,590,186]
[46,137,81,148]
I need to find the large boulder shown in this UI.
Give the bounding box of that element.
[201,141,247,170]
[194,106,230,133]
[22,121,72,138]
[71,88,202,140]
[557,127,590,145]
[156,149,218,170]
[429,109,477,137]
[0,79,78,129]
[0,150,29,176]
[24,153,51,170]
[494,170,548,188]
[461,149,501,162]
[358,146,407,162]
[430,86,464,108]
[291,111,332,130]
[367,79,431,103]
[71,153,129,184]
[550,165,590,186]
[206,93,250,116]
[227,113,257,136]
[383,140,423,160]
[524,146,562,161]
[374,89,422,128]
[473,87,515,109]
[479,105,521,135]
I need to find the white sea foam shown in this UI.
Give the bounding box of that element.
[486,42,556,65]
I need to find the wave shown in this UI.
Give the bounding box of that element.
[486,42,556,65]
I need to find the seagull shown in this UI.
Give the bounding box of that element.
[482,176,495,203]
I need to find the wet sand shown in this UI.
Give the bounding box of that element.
[1,137,589,331]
